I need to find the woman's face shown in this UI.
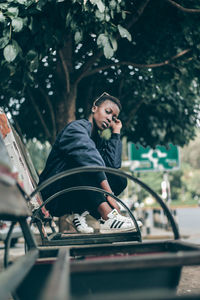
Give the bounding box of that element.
[92,100,120,131]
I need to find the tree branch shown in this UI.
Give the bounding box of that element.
[125,97,146,128]
[75,0,150,85]
[75,51,103,85]
[27,88,52,141]
[81,49,191,79]
[166,0,200,13]
[58,49,70,93]
[126,0,151,30]
[118,78,125,99]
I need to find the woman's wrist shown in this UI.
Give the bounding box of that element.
[112,129,121,134]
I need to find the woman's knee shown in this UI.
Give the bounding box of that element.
[120,176,128,191]
[115,176,127,195]
[108,174,127,195]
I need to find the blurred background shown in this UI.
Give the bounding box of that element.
[0,0,200,241]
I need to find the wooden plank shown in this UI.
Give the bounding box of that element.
[0,249,39,300]
[39,248,70,300]
[0,180,31,219]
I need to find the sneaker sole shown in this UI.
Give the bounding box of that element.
[99,227,137,234]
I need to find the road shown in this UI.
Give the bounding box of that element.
[177,207,200,243]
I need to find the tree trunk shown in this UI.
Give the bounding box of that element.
[53,38,78,232]
[55,84,77,131]
[55,82,78,232]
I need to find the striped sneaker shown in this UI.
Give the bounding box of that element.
[66,211,94,234]
[99,209,140,234]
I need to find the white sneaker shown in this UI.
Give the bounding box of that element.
[116,213,143,228]
[99,209,142,234]
[66,211,94,234]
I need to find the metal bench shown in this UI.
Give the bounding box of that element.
[69,239,200,298]
[6,144,200,299]
[1,128,200,299]
[1,171,200,300]
[0,134,69,300]
[0,110,143,248]
[0,108,186,253]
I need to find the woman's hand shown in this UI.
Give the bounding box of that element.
[106,194,120,212]
[100,179,120,212]
[111,119,122,134]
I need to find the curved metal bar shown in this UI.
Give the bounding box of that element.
[32,186,142,241]
[29,166,180,239]
[4,221,16,268]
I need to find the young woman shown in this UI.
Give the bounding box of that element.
[39,93,140,233]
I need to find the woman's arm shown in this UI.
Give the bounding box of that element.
[100,119,123,168]
[100,179,120,212]
[59,120,107,183]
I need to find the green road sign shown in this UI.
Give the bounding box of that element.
[128,143,180,172]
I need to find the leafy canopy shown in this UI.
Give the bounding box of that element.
[0,0,200,147]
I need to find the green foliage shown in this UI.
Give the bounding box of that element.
[182,167,200,196]
[3,43,19,62]
[0,0,200,148]
[117,25,132,41]
[26,138,51,174]
[180,129,200,169]
[139,172,162,195]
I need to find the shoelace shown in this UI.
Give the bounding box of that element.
[75,211,90,228]
[119,215,132,222]
[111,211,132,223]
[81,211,89,218]
[78,216,88,228]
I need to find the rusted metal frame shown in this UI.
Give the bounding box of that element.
[30,166,180,239]
[48,219,57,233]
[38,248,59,259]
[33,185,142,243]
[69,241,200,297]
[69,289,200,300]
[69,240,200,258]
[166,240,200,252]
[4,221,16,268]
[41,232,140,247]
[16,182,56,242]
[19,218,37,250]
[38,248,70,300]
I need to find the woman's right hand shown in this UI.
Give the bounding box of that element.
[111,119,122,134]
[100,179,120,212]
[106,194,120,212]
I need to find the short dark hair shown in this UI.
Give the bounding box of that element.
[93,92,122,111]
